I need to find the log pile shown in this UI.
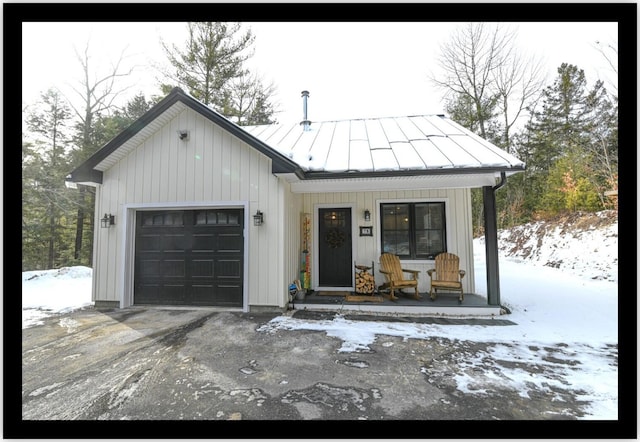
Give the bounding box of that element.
[355,264,376,295]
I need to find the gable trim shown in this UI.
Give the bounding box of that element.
[67,88,302,185]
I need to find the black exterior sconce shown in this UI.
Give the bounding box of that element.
[101,213,115,228]
[364,209,371,222]
[253,210,264,226]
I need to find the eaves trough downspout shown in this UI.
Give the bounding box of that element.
[483,171,507,307]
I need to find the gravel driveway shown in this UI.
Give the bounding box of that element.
[17,307,620,436]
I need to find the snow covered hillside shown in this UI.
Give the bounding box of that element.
[476,210,618,283]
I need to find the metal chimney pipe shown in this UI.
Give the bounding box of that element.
[300,90,311,131]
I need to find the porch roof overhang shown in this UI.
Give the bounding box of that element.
[277,168,523,193]
[244,115,526,180]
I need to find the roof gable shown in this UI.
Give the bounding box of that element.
[67,88,301,184]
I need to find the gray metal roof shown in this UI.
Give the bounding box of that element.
[244,115,525,174]
[68,87,525,186]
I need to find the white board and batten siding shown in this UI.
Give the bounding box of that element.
[301,188,475,294]
[93,106,294,310]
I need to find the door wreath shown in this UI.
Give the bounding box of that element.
[325,228,346,248]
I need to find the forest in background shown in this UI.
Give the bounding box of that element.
[21,22,619,271]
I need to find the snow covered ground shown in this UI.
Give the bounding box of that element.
[21,211,619,419]
[491,210,618,283]
[22,266,94,329]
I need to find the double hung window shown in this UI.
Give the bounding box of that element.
[380,202,446,260]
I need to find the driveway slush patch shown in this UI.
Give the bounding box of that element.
[18,307,610,433]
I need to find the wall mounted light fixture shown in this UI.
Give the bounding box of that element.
[101,213,115,228]
[178,130,190,141]
[364,209,371,222]
[253,210,264,226]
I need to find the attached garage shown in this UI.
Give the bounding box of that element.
[134,208,244,307]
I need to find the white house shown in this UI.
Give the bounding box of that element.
[67,88,525,315]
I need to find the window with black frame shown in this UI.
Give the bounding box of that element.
[380,202,446,259]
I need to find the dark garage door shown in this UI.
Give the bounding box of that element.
[134,209,244,307]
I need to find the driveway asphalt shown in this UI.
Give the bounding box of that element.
[16,306,617,437]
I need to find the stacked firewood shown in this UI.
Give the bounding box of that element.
[355,265,376,294]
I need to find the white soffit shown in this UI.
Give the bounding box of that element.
[95,102,187,172]
[278,173,500,193]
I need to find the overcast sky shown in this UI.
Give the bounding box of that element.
[22,21,618,124]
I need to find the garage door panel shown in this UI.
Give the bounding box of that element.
[140,259,161,277]
[138,235,161,252]
[135,283,159,304]
[135,209,244,307]
[213,284,243,306]
[192,259,214,278]
[162,234,189,251]
[136,283,190,304]
[190,284,215,305]
[217,233,243,252]
[136,283,187,304]
[162,259,186,277]
[215,259,242,278]
[192,234,215,252]
[161,285,188,304]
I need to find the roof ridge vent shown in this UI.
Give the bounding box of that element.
[300,90,311,131]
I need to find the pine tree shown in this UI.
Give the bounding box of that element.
[527,64,593,168]
[92,93,155,147]
[516,63,617,216]
[23,89,77,270]
[161,22,254,108]
[160,22,279,124]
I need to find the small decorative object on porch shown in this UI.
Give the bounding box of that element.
[288,283,298,310]
[301,213,312,290]
[294,279,305,300]
[348,263,383,302]
[354,262,376,295]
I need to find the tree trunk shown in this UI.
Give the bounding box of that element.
[74,186,85,262]
[48,212,55,269]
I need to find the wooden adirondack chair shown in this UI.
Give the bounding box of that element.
[427,252,466,303]
[378,253,421,300]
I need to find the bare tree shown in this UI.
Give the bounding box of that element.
[222,72,279,125]
[69,40,135,156]
[430,22,545,154]
[493,50,545,153]
[430,23,512,139]
[67,40,135,265]
[593,39,618,98]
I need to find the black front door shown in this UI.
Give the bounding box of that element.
[318,208,352,287]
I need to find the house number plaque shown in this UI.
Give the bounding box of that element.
[359,226,373,237]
